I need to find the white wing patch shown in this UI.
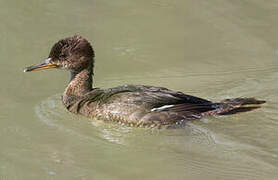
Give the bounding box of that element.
[151,105,174,112]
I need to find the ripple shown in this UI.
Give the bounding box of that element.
[34,95,100,143]
[34,95,137,146]
[35,95,69,130]
[187,122,217,146]
[33,93,278,179]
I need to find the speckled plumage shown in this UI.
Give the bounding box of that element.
[24,35,265,128]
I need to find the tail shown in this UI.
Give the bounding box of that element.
[204,98,266,116]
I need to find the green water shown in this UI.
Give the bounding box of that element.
[0,0,278,179]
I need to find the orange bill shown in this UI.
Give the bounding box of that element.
[24,58,57,72]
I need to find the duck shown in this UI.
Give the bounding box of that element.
[24,35,265,128]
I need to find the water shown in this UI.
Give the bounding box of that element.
[0,0,278,179]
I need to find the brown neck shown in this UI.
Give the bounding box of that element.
[63,63,93,98]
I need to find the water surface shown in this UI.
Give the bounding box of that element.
[0,0,278,179]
